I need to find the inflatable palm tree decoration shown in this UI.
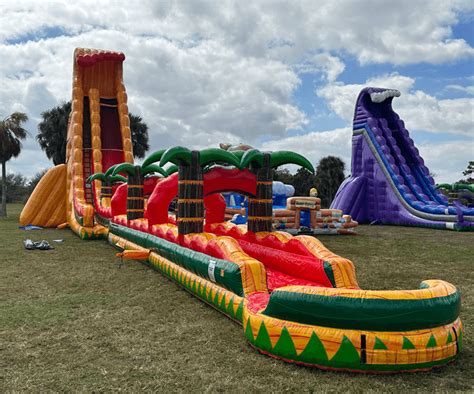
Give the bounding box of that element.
[156,147,241,235]
[112,162,167,220]
[86,164,127,205]
[240,149,314,233]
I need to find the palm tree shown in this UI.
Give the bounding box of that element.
[112,162,167,221]
[129,114,150,159]
[37,102,71,165]
[0,112,29,217]
[240,149,314,233]
[157,147,241,235]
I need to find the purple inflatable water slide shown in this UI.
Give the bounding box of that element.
[331,87,474,231]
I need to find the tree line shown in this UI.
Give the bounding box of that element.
[0,171,47,204]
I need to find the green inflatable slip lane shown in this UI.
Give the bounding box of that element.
[263,288,460,331]
[74,207,84,226]
[109,223,244,296]
[436,183,474,193]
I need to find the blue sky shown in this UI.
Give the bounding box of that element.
[0,0,473,183]
[292,52,474,144]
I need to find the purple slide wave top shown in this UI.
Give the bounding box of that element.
[331,87,474,231]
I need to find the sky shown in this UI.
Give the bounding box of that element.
[0,0,473,183]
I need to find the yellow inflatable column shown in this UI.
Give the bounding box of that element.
[115,67,134,163]
[89,88,103,204]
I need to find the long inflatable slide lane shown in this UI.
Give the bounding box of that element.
[21,48,133,238]
[22,51,463,373]
[331,87,474,230]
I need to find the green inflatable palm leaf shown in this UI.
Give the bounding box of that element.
[240,149,264,169]
[166,165,179,176]
[199,148,241,168]
[160,146,192,167]
[269,151,314,173]
[141,164,167,177]
[105,164,120,178]
[86,173,106,183]
[112,162,137,176]
[108,174,127,183]
[229,150,246,161]
[142,149,166,168]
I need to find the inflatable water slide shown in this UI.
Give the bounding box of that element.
[21,50,462,373]
[331,87,474,230]
[21,48,131,238]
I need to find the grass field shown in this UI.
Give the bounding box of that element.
[1,203,472,391]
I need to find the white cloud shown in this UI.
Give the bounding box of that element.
[265,128,353,173]
[1,1,473,64]
[317,73,474,137]
[445,84,474,95]
[122,35,306,143]
[418,140,474,183]
[296,53,345,82]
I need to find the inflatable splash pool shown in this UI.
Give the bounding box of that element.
[21,48,462,373]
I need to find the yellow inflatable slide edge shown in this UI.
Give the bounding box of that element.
[20,164,67,227]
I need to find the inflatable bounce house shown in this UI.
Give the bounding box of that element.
[21,49,462,373]
[436,183,474,208]
[331,87,474,231]
[224,180,358,235]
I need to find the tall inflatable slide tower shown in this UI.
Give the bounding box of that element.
[20,48,133,238]
[331,87,474,230]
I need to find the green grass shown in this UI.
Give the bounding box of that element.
[1,203,472,391]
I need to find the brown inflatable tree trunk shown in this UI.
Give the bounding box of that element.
[177,151,204,235]
[248,153,273,233]
[126,165,144,221]
[100,180,112,201]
